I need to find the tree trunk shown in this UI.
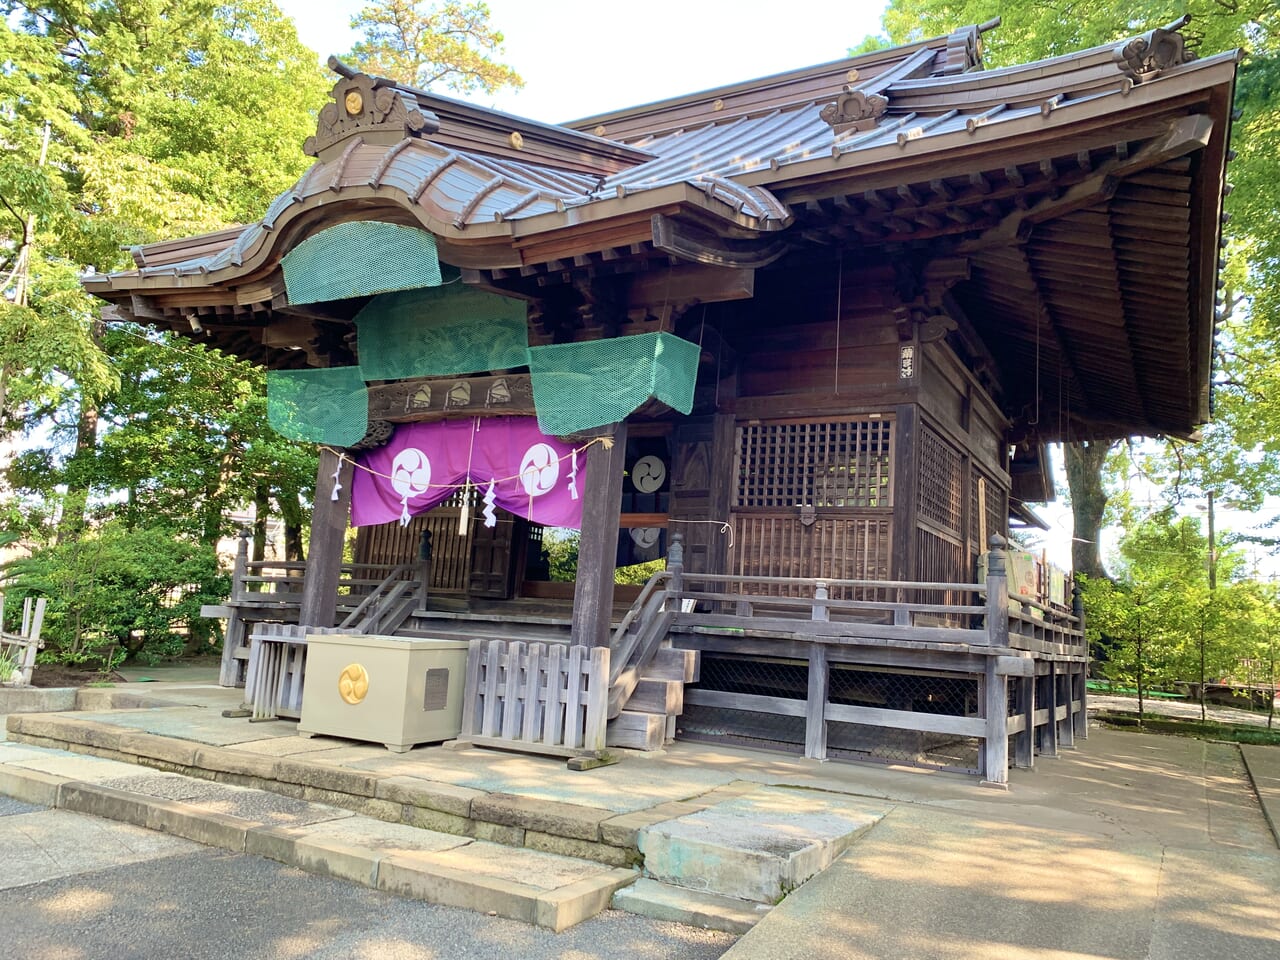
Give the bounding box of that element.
[278,488,306,561]
[1064,440,1113,580]
[57,400,99,544]
[252,483,269,563]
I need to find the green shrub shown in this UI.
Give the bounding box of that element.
[3,522,229,668]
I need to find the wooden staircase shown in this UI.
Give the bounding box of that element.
[601,536,697,752]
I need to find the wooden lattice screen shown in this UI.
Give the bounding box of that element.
[918,426,963,534]
[731,417,894,598]
[736,417,893,509]
[354,491,473,595]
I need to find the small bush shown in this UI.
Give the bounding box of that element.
[3,522,229,668]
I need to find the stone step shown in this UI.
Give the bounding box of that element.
[606,710,666,751]
[0,740,635,931]
[638,785,887,904]
[612,877,772,934]
[5,712,643,867]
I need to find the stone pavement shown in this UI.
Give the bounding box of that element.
[4,680,1279,957]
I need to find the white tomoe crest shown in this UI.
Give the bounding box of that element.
[519,442,560,498]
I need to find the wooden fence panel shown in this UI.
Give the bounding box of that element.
[459,639,609,758]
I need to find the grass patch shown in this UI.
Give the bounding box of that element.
[1093,710,1280,746]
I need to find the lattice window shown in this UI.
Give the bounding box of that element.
[918,427,963,532]
[969,470,1009,548]
[735,418,893,509]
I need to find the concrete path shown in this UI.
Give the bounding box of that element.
[726,731,1280,960]
[1091,692,1277,727]
[1242,743,1280,847]
[0,801,733,960]
[6,682,1280,958]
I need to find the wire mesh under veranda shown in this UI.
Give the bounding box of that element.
[678,653,982,773]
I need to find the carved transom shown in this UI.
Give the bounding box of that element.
[304,73,441,157]
[820,86,890,135]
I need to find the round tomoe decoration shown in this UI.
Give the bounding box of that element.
[390,447,432,525]
[519,442,560,498]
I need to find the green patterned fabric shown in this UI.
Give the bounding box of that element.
[267,367,368,446]
[527,332,700,435]
[282,222,442,305]
[355,285,528,380]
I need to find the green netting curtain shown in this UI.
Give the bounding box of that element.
[267,366,368,446]
[282,222,442,305]
[355,285,528,380]
[527,332,700,435]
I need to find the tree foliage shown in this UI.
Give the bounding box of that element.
[1,2,328,663]
[347,0,523,93]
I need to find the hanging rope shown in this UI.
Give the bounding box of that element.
[322,434,614,492]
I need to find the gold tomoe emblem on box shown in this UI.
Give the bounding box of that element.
[338,663,370,704]
[344,90,364,115]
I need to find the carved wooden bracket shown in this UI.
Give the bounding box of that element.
[366,373,536,423]
[305,58,440,158]
[820,86,889,135]
[1113,15,1196,83]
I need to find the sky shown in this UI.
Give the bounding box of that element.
[273,0,895,124]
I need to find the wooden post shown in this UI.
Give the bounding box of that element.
[982,657,1009,786]
[985,535,1010,649]
[572,424,627,649]
[1041,660,1060,757]
[299,448,354,628]
[982,537,1010,786]
[416,529,433,609]
[667,533,685,598]
[1059,667,1076,749]
[219,529,251,687]
[812,580,830,622]
[805,643,829,761]
[1074,581,1089,739]
[1014,673,1035,769]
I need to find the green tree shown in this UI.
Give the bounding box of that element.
[347,0,523,93]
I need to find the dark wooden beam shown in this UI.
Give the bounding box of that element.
[299,448,353,627]
[366,373,536,423]
[571,424,628,648]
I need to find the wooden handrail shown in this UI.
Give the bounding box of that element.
[339,562,414,630]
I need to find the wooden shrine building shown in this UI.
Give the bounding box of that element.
[84,17,1237,782]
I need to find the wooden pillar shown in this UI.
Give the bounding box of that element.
[1074,583,1089,740]
[299,448,354,628]
[571,424,628,649]
[982,536,1010,785]
[982,658,1009,785]
[219,529,251,687]
[1014,673,1035,769]
[890,404,920,582]
[805,643,829,761]
[1041,660,1060,757]
[1059,668,1076,749]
